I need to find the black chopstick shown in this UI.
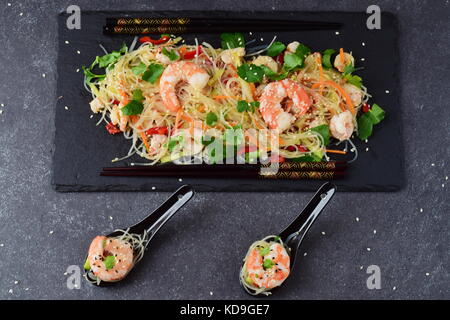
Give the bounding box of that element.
[105,17,342,28]
[103,23,341,35]
[102,161,347,172]
[100,169,345,180]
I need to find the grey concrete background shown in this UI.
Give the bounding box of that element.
[0,0,448,300]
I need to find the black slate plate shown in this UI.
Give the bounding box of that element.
[52,11,403,192]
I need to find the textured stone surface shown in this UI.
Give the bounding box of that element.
[0,0,448,300]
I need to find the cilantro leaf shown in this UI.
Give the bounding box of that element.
[121,100,143,116]
[94,43,128,69]
[283,53,303,71]
[205,112,218,126]
[344,74,363,88]
[132,89,144,102]
[322,49,336,69]
[263,259,275,269]
[260,65,288,81]
[367,104,385,124]
[168,136,183,151]
[131,62,147,75]
[310,124,331,146]
[142,63,164,84]
[220,32,245,49]
[236,100,260,113]
[343,64,356,75]
[357,113,373,140]
[266,41,286,57]
[104,255,116,270]
[237,64,265,83]
[82,66,105,84]
[295,43,311,59]
[162,47,179,61]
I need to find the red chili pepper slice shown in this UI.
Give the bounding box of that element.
[182,46,203,60]
[145,126,168,135]
[275,52,285,64]
[362,103,371,113]
[111,99,120,105]
[139,35,170,45]
[286,145,308,152]
[105,122,121,135]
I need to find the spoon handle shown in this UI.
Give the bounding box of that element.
[279,182,336,247]
[129,185,195,239]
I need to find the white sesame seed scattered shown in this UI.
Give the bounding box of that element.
[0,110,3,115]
[393,286,396,290]
[8,289,13,294]
[425,272,430,276]
[260,38,264,41]
[64,106,69,110]
[365,147,369,152]
[442,184,445,188]
[25,288,29,291]
[1,103,4,107]
[152,186,156,190]
[249,32,253,35]
[335,31,340,35]
[373,230,377,234]
[42,73,46,78]
[367,247,371,251]
[178,178,183,182]
[76,50,81,54]
[362,42,366,46]
[420,208,423,213]
[89,115,93,119]
[19,12,23,16]
[14,281,18,285]
[364,139,368,143]
[303,252,307,256]
[63,272,68,276]
[445,176,448,180]
[76,68,80,72]
[209,291,213,296]
[360,265,364,270]
[350,148,355,152]
[361,58,365,61]
[65,40,69,44]
[385,90,390,94]
[321,231,326,235]
[49,230,54,234]
[355,217,359,222]
[8,3,11,6]
[0,243,3,247]
[431,163,435,166]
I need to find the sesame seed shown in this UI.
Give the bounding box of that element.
[321,231,326,235]
[49,230,54,234]
[8,3,11,6]
[14,281,18,285]
[367,247,371,251]
[249,32,253,35]
[209,291,213,296]
[442,184,445,188]
[365,147,369,152]
[361,58,365,61]
[152,186,156,190]
[360,265,364,270]
[420,208,423,213]
[65,40,69,44]
[335,31,340,35]
[393,286,396,290]
[260,38,264,41]
[178,178,183,182]
[355,217,359,222]
[89,115,93,119]
[0,110,3,115]
[8,289,13,294]
[362,42,366,46]
[25,288,29,291]
[1,103,4,107]
[364,139,368,143]
[76,50,81,54]
[76,68,80,72]
[109,216,113,220]
[64,106,69,110]
[373,230,377,234]
[431,163,435,166]
[0,244,3,247]
[446,176,448,180]
[19,12,23,16]
[42,73,46,78]
[425,272,430,276]
[303,252,307,256]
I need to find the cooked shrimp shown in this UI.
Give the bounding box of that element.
[329,110,354,141]
[87,235,134,282]
[159,61,210,113]
[90,97,104,113]
[334,51,355,73]
[253,55,279,73]
[149,134,167,153]
[286,41,300,53]
[220,47,245,65]
[259,79,311,132]
[343,83,363,106]
[245,242,290,290]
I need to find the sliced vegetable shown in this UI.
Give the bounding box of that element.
[237,64,265,83]
[181,46,202,59]
[105,122,121,134]
[139,35,170,45]
[146,126,168,135]
[220,32,245,49]
[83,258,90,271]
[263,259,275,269]
[266,41,286,57]
[322,49,336,69]
[104,255,116,270]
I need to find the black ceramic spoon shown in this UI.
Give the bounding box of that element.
[240,182,336,296]
[84,184,194,286]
